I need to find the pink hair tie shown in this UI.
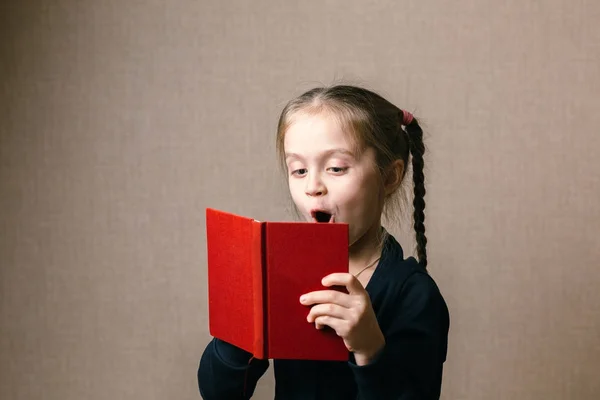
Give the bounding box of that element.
[402,110,414,126]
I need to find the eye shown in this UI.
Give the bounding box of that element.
[291,168,308,177]
[328,167,348,174]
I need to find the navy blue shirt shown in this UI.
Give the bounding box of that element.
[198,233,450,399]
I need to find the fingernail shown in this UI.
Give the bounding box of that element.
[300,295,306,303]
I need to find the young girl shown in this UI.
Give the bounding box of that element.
[198,85,450,399]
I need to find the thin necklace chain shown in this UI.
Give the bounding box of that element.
[352,228,387,278]
[354,256,381,278]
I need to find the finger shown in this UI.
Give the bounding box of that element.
[314,315,348,337]
[306,303,349,323]
[300,290,351,307]
[321,273,365,294]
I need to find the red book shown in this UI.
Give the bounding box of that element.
[205,208,349,361]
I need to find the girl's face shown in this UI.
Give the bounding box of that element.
[283,112,385,248]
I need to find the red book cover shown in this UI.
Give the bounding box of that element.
[205,208,349,361]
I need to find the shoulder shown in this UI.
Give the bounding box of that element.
[370,232,430,296]
[379,257,446,315]
[375,265,449,357]
[370,234,449,332]
[397,269,448,321]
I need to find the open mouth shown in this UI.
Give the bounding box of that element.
[311,210,334,223]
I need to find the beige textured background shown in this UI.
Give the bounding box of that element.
[1,1,599,399]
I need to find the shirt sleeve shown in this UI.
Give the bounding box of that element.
[197,338,270,400]
[348,271,450,399]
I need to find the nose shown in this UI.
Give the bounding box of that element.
[305,172,327,197]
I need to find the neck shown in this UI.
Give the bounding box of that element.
[348,222,385,275]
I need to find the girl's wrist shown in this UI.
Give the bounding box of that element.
[353,333,385,366]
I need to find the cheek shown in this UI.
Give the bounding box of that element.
[343,176,383,214]
[288,180,304,206]
[335,186,369,218]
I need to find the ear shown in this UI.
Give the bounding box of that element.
[383,160,404,196]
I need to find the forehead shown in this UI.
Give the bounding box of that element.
[284,112,356,155]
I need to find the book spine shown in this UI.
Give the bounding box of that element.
[251,222,267,359]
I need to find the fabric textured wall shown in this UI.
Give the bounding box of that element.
[1,1,599,399]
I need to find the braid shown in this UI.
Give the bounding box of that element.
[403,113,428,269]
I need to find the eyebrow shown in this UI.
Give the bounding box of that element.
[285,148,355,160]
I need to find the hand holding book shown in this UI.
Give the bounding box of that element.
[300,272,386,366]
